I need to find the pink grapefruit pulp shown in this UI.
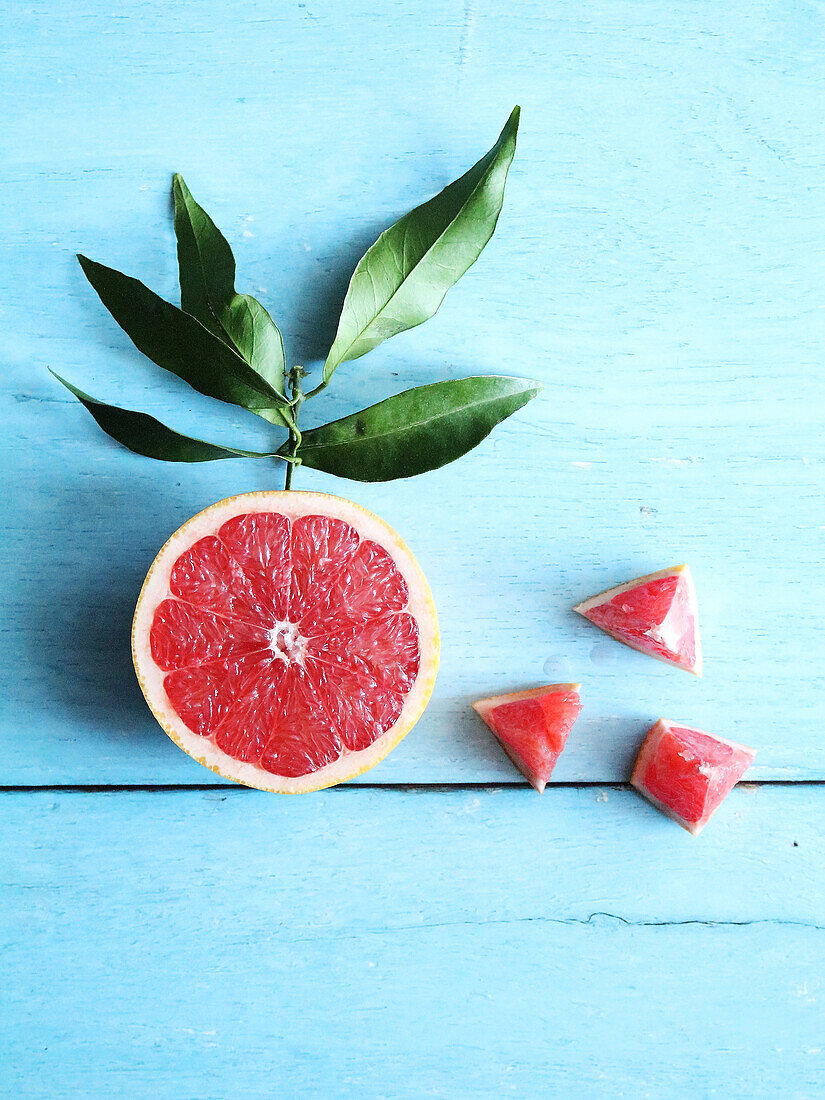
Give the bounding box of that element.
[472,684,582,792]
[574,565,702,675]
[132,491,439,792]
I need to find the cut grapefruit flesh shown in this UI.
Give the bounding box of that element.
[132,491,439,792]
[574,565,702,675]
[472,684,582,792]
[631,718,755,835]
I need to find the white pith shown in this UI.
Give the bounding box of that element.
[132,490,440,793]
[574,564,703,676]
[472,683,581,723]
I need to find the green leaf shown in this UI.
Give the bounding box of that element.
[322,106,520,384]
[172,175,287,397]
[77,254,288,417]
[51,371,284,463]
[172,173,237,338]
[288,375,541,482]
[222,293,287,399]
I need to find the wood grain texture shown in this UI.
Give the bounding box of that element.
[2,786,823,1098]
[3,0,824,785]
[4,5,825,1093]
[1,3,823,786]
[3,0,824,784]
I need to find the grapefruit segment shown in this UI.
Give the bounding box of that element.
[299,539,409,638]
[149,599,271,671]
[258,664,343,776]
[163,650,278,738]
[472,684,582,792]
[631,718,755,835]
[574,565,702,675]
[133,492,439,793]
[288,514,360,622]
[218,511,292,622]
[309,653,405,753]
[169,535,275,626]
[307,612,421,692]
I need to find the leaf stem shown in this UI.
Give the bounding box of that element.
[283,366,306,490]
[284,454,296,490]
[302,376,330,402]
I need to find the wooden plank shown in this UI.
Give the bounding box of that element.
[2,0,824,784]
[2,786,824,1097]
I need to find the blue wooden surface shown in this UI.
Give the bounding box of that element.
[2,1,824,1095]
[3,787,824,1098]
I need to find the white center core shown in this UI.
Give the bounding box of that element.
[269,621,307,665]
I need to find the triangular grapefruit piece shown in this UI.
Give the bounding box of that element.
[631,718,755,835]
[472,684,582,792]
[574,565,702,675]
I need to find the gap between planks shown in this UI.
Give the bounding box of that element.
[0,780,823,793]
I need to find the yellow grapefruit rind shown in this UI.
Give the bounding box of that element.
[574,564,703,677]
[132,490,440,793]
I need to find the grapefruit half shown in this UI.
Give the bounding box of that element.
[132,491,439,792]
[574,565,702,676]
[472,684,582,792]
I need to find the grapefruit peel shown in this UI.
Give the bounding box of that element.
[575,565,702,676]
[133,491,440,793]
